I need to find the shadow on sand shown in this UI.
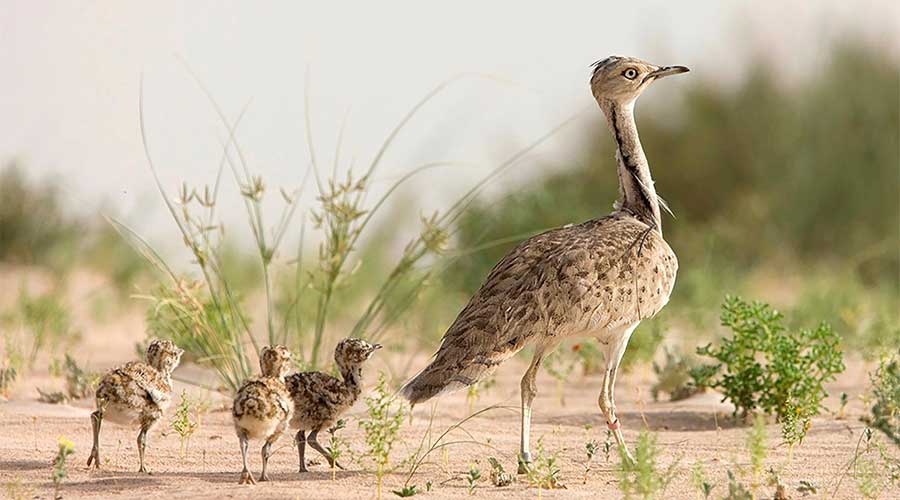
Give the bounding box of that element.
[542,409,748,432]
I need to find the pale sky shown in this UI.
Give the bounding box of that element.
[1,1,897,246]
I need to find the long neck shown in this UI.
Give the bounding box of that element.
[339,363,363,396]
[602,99,662,233]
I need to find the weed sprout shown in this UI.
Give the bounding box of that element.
[360,373,406,500]
[51,436,75,500]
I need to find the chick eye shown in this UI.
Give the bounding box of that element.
[623,68,638,80]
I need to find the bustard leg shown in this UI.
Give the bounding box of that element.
[518,348,546,474]
[598,323,639,464]
[87,410,103,469]
[308,430,345,470]
[296,430,308,473]
[136,423,151,473]
[259,434,279,482]
[238,431,255,485]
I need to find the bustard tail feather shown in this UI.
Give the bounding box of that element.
[401,336,520,405]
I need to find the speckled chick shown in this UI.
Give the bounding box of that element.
[87,339,184,472]
[232,345,293,484]
[286,338,381,472]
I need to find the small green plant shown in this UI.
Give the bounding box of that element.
[692,295,845,422]
[488,457,513,487]
[359,373,406,500]
[465,375,496,414]
[836,427,900,499]
[781,397,811,460]
[583,438,599,483]
[603,429,614,462]
[170,390,198,458]
[325,419,347,480]
[724,470,752,500]
[691,462,715,499]
[60,354,97,399]
[391,485,418,497]
[864,349,900,444]
[837,391,849,420]
[465,464,481,495]
[37,388,67,404]
[525,437,565,498]
[651,347,702,402]
[51,436,75,499]
[746,414,768,490]
[0,355,18,399]
[617,429,679,500]
[3,288,80,370]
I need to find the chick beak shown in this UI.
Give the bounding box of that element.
[643,65,690,83]
[371,344,383,352]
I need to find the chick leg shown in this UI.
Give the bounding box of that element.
[238,431,255,485]
[259,434,278,481]
[296,430,308,473]
[308,430,345,470]
[87,410,103,469]
[136,423,151,473]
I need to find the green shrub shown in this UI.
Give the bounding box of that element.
[651,347,702,402]
[617,429,679,500]
[692,295,845,423]
[359,373,406,500]
[1,288,79,370]
[865,350,900,444]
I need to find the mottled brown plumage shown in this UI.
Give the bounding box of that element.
[232,345,293,484]
[87,339,184,472]
[403,214,676,401]
[286,338,381,472]
[402,56,688,468]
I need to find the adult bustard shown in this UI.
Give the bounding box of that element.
[402,56,687,467]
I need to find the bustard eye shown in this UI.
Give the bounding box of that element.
[623,68,638,80]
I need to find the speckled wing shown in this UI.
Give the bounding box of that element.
[402,212,677,404]
[233,377,291,421]
[286,371,352,431]
[96,361,170,408]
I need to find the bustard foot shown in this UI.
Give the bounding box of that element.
[618,444,636,466]
[137,465,150,474]
[298,463,309,473]
[238,471,256,485]
[258,472,271,482]
[517,453,532,475]
[86,447,100,469]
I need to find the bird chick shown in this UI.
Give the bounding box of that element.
[286,338,381,473]
[232,345,293,484]
[87,339,184,473]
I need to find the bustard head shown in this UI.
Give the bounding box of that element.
[146,339,184,374]
[334,337,382,368]
[590,56,689,105]
[259,344,292,378]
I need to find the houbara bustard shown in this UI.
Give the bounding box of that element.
[402,56,687,467]
[88,339,184,472]
[232,345,293,484]
[287,338,381,472]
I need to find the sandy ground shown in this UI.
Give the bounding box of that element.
[1,269,897,499]
[2,347,897,499]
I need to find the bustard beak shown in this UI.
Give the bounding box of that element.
[371,344,383,351]
[643,65,690,83]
